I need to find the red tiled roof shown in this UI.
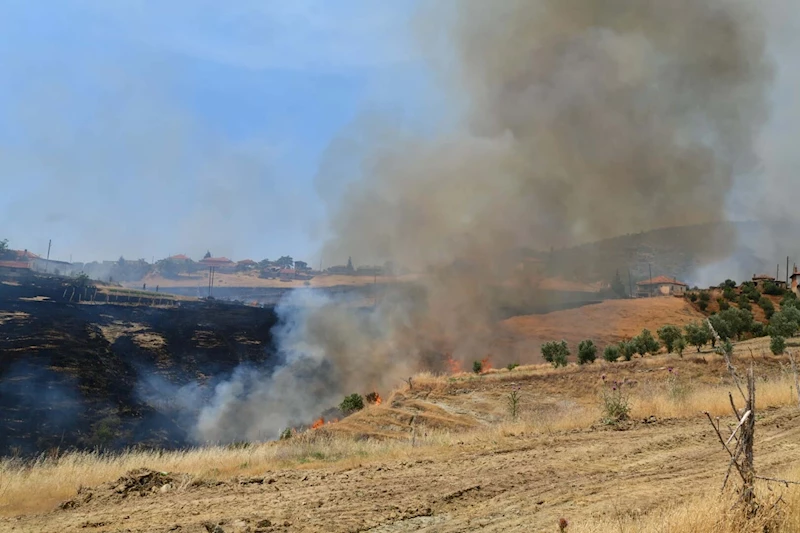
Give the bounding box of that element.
[636,276,688,287]
[169,254,191,261]
[0,261,31,269]
[280,268,295,275]
[13,250,40,260]
[199,257,234,266]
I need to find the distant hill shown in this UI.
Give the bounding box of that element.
[523,220,800,289]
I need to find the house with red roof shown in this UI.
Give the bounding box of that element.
[199,256,236,273]
[636,275,688,298]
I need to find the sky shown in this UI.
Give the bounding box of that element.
[0,1,797,266]
[0,0,440,264]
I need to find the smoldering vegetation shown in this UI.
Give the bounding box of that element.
[184,0,784,444]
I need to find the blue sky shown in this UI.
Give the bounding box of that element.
[0,0,442,263]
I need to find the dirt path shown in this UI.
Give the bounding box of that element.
[5,407,800,533]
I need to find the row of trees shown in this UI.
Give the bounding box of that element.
[540,292,800,367]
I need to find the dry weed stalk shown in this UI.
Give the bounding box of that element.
[787,350,800,409]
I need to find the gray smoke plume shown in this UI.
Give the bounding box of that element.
[186,0,778,442]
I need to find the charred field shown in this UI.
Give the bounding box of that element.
[0,275,279,456]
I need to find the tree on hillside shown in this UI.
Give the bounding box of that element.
[0,239,10,259]
[541,340,569,368]
[719,308,753,341]
[769,307,800,338]
[611,269,627,298]
[577,339,597,364]
[276,256,294,268]
[633,329,660,356]
[708,314,731,345]
[684,321,711,352]
[657,325,683,353]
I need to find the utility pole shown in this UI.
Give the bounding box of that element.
[788,256,791,286]
[648,263,652,283]
[45,239,52,273]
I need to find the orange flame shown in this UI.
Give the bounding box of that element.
[374,393,382,406]
[481,356,492,373]
[327,418,339,424]
[446,354,462,374]
[311,417,324,429]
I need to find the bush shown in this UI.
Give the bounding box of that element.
[708,314,731,345]
[577,339,597,365]
[759,297,776,319]
[771,335,786,355]
[339,393,365,414]
[541,340,569,368]
[507,363,520,371]
[618,340,637,361]
[717,298,730,311]
[723,287,737,301]
[674,336,687,358]
[688,293,698,303]
[722,279,737,289]
[601,380,631,425]
[603,345,620,362]
[633,329,660,356]
[750,322,766,338]
[769,308,800,338]
[698,300,709,312]
[737,295,752,312]
[657,325,683,353]
[699,291,711,303]
[782,292,800,310]
[472,360,483,374]
[719,308,754,340]
[684,321,710,352]
[763,281,785,296]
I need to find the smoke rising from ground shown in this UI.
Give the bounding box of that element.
[184,1,778,442]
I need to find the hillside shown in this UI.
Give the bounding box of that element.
[0,276,278,456]
[4,347,800,532]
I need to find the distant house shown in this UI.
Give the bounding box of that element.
[791,265,799,296]
[279,268,295,282]
[751,274,782,290]
[167,254,192,262]
[636,276,688,298]
[30,257,76,276]
[199,257,236,273]
[0,260,32,272]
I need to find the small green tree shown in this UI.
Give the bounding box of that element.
[699,291,711,303]
[707,314,731,346]
[339,393,365,414]
[472,360,483,374]
[769,308,800,338]
[684,321,710,352]
[633,329,660,356]
[763,281,785,296]
[618,340,637,361]
[0,239,9,259]
[657,325,683,353]
[603,345,620,363]
[723,287,737,301]
[541,340,569,368]
[770,335,786,355]
[674,336,687,358]
[738,295,752,312]
[577,339,597,365]
[759,297,776,319]
[719,308,753,341]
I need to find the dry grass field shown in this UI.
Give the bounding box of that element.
[2,341,800,533]
[128,272,417,290]
[501,297,706,359]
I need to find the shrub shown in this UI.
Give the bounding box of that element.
[763,281,785,296]
[601,380,631,425]
[657,325,683,353]
[507,363,520,371]
[720,308,754,340]
[759,297,776,319]
[618,340,637,361]
[541,340,569,368]
[771,335,786,355]
[698,300,709,312]
[279,428,293,440]
[507,386,521,419]
[472,360,483,374]
[782,292,799,310]
[769,308,800,338]
[688,292,698,302]
[633,329,660,356]
[339,393,365,414]
[666,368,691,403]
[577,339,597,365]
[717,298,730,311]
[723,287,737,301]
[603,345,620,363]
[708,313,731,345]
[751,322,766,338]
[722,279,737,289]
[737,295,752,312]
[684,321,710,352]
[674,336,687,358]
[699,291,711,303]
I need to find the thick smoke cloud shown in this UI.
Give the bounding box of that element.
[183,0,777,442]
